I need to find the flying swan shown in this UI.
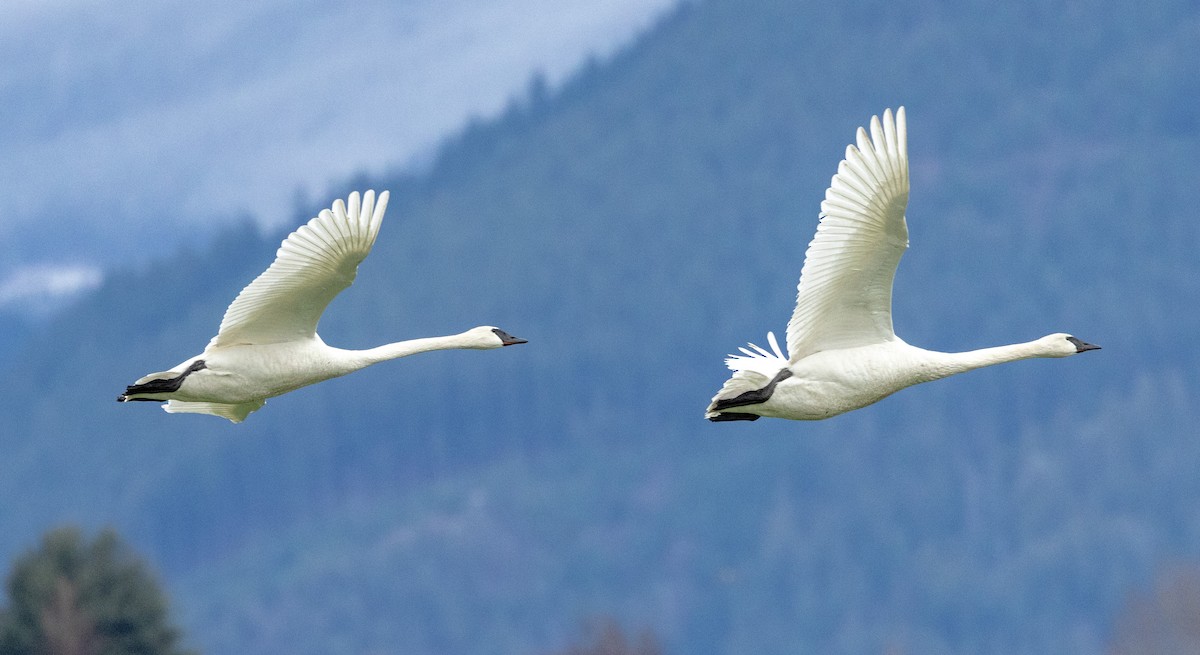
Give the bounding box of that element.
[118,190,527,423]
[706,108,1099,422]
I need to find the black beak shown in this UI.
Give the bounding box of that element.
[492,328,528,346]
[1067,336,1101,353]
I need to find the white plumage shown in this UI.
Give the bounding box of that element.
[118,190,526,423]
[706,108,1098,422]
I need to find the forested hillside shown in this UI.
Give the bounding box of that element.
[2,0,1198,653]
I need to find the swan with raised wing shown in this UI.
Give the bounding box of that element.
[706,108,1098,422]
[118,190,527,423]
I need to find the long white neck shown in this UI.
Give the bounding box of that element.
[916,339,1054,383]
[340,333,483,371]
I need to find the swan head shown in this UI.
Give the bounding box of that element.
[461,326,528,349]
[1041,333,1101,357]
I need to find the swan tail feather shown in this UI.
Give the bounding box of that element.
[706,369,770,418]
[724,331,789,377]
[132,370,179,385]
[164,399,265,423]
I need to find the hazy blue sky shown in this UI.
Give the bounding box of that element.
[0,0,676,314]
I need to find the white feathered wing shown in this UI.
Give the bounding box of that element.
[209,189,389,348]
[785,107,910,361]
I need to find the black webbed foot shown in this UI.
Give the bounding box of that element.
[711,368,793,412]
[120,360,207,398]
[708,412,760,422]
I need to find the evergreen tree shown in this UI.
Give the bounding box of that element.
[0,526,194,655]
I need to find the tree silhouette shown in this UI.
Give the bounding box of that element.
[0,526,194,655]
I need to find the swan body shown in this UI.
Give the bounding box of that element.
[706,109,1098,422]
[119,190,526,423]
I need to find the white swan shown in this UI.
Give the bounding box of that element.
[118,190,527,423]
[706,108,1098,422]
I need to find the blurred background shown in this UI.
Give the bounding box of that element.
[1,0,1198,653]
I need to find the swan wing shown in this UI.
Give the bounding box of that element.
[209,190,389,348]
[785,108,910,363]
